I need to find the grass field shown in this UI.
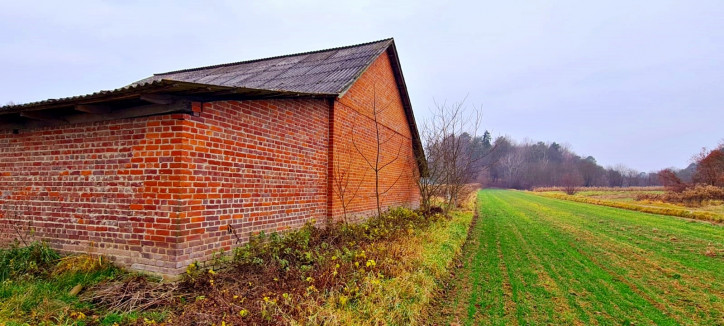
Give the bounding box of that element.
[438,190,724,325]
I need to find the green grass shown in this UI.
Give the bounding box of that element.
[440,190,724,325]
[0,267,121,325]
[0,244,156,326]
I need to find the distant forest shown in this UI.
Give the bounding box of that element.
[461,131,702,190]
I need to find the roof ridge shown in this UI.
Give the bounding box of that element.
[153,38,394,76]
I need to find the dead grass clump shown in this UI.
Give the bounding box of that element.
[53,254,109,276]
[704,244,718,258]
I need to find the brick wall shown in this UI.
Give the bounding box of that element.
[0,52,420,275]
[330,52,421,221]
[0,98,331,275]
[171,99,330,270]
[0,115,192,274]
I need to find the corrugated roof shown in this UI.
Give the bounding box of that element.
[0,80,169,113]
[0,39,392,113]
[0,80,332,114]
[0,38,427,175]
[133,38,393,95]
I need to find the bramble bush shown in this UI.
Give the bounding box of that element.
[636,184,724,206]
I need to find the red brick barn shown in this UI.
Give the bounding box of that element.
[0,39,423,275]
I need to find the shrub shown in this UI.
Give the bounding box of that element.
[560,172,583,195]
[636,184,724,206]
[658,169,688,193]
[0,241,59,281]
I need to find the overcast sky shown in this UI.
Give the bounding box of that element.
[1,1,722,172]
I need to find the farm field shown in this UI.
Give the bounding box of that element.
[438,190,724,325]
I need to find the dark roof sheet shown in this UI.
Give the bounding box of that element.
[132,39,393,95]
[0,39,392,113]
[0,80,333,114]
[0,38,427,175]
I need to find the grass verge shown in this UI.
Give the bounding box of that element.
[0,243,139,325]
[304,206,474,325]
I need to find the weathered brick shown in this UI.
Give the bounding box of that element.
[0,54,420,275]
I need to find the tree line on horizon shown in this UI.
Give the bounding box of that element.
[457,135,661,190]
[417,100,722,198]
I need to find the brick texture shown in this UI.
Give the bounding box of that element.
[0,115,192,274]
[0,52,420,275]
[172,99,330,270]
[331,53,421,221]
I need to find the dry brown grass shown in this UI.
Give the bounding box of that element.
[536,192,723,223]
[533,186,665,192]
[53,254,110,276]
[636,184,724,206]
[82,275,177,313]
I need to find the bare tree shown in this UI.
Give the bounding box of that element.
[331,139,367,223]
[415,128,446,212]
[347,88,405,217]
[421,99,497,212]
[561,171,583,195]
[692,146,724,187]
[500,147,525,189]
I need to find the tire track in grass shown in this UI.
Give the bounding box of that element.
[535,194,724,271]
[463,193,521,325]
[495,238,517,326]
[486,192,585,325]
[495,191,678,325]
[494,196,565,325]
[504,213,581,325]
[466,201,505,326]
[437,211,480,325]
[513,192,723,324]
[483,193,611,324]
[535,204,721,324]
[524,196,724,324]
[485,192,554,325]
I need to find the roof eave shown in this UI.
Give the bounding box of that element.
[0,80,337,115]
[0,80,337,131]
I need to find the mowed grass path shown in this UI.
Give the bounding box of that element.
[440,190,724,325]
